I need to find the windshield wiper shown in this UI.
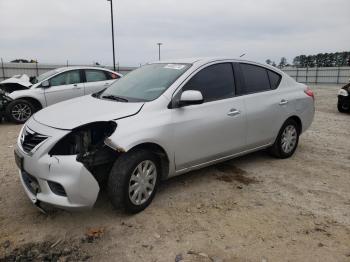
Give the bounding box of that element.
[101,95,128,102]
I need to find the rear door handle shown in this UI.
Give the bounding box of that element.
[73,84,82,89]
[104,83,110,86]
[279,99,288,105]
[227,108,241,117]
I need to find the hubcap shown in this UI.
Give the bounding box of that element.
[281,125,297,154]
[128,160,157,206]
[12,103,32,122]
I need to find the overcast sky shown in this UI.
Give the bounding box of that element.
[0,0,349,67]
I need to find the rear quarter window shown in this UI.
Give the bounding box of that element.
[267,70,282,89]
[105,71,120,80]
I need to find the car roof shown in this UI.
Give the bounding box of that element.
[56,66,116,73]
[151,57,282,73]
[151,57,259,64]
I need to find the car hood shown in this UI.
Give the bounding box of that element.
[33,95,144,130]
[0,74,32,87]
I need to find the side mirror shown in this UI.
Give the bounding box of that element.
[178,90,204,107]
[41,80,50,88]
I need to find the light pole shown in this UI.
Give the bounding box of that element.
[107,0,116,71]
[157,43,163,61]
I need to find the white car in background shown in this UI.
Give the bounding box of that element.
[2,67,122,123]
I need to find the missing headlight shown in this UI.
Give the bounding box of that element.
[49,121,119,187]
[49,121,117,156]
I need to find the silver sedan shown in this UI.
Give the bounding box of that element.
[14,58,315,213]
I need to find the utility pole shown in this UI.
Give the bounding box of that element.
[107,0,116,71]
[1,58,5,81]
[157,43,163,61]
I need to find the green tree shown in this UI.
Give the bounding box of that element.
[279,57,287,68]
[293,56,301,67]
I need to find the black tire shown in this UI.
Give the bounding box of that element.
[107,149,160,213]
[6,99,35,124]
[269,119,300,159]
[337,102,348,113]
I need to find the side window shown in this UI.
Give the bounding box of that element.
[105,71,120,80]
[240,64,270,94]
[267,70,281,89]
[85,70,108,82]
[50,70,81,87]
[182,63,235,102]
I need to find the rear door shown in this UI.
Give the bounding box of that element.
[172,62,246,170]
[83,69,119,95]
[237,63,293,148]
[44,70,84,106]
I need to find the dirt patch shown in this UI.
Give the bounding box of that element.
[0,239,91,262]
[215,163,258,185]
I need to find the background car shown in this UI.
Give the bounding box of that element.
[0,90,12,121]
[337,80,350,113]
[2,67,122,123]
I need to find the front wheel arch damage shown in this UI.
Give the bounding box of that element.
[48,121,171,209]
[49,121,120,189]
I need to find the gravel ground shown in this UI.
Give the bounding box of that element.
[0,85,349,262]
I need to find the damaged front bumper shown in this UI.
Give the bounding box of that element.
[15,119,100,211]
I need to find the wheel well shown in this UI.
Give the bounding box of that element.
[129,143,170,180]
[18,97,43,111]
[287,116,302,134]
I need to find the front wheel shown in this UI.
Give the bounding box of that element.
[269,119,300,159]
[6,99,35,124]
[107,149,160,213]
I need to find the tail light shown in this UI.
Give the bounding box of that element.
[304,86,314,100]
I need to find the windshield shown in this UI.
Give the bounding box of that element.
[31,69,63,84]
[100,63,191,102]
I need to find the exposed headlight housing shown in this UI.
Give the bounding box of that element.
[338,89,348,97]
[49,121,117,156]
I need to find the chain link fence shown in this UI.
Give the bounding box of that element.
[282,66,350,84]
[1,60,349,85]
[0,60,135,81]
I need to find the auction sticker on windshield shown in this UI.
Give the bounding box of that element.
[164,64,186,70]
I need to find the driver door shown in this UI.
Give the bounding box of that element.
[171,63,247,171]
[44,70,84,106]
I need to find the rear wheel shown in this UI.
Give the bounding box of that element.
[337,101,349,113]
[269,119,300,159]
[6,99,35,124]
[107,149,160,213]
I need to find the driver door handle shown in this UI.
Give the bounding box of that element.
[73,84,82,89]
[227,108,241,117]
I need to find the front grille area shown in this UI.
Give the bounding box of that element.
[21,127,48,153]
[22,171,41,195]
